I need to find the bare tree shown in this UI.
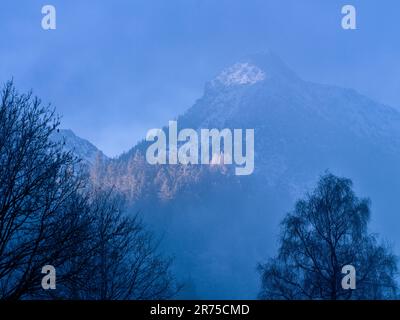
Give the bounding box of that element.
[0,81,90,299]
[258,173,398,300]
[0,81,179,300]
[54,188,180,300]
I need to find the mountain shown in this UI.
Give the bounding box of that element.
[76,52,400,299]
[51,129,108,165]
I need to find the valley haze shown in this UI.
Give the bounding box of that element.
[55,52,400,299]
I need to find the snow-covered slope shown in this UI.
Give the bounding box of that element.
[51,129,108,165]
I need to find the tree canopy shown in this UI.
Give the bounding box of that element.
[258,173,398,300]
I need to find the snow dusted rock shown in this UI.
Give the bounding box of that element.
[51,129,108,165]
[214,62,266,86]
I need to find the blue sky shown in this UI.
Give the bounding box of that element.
[1,0,399,156]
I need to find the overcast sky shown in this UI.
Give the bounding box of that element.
[1,0,399,156]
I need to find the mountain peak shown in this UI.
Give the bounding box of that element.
[211,51,299,88]
[51,129,108,164]
[214,62,266,86]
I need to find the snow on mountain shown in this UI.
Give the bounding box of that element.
[213,62,266,86]
[51,129,108,165]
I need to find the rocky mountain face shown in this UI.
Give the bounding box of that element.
[69,52,400,298]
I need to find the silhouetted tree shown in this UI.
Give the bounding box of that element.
[0,81,179,300]
[54,189,179,300]
[258,173,398,300]
[0,81,89,299]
